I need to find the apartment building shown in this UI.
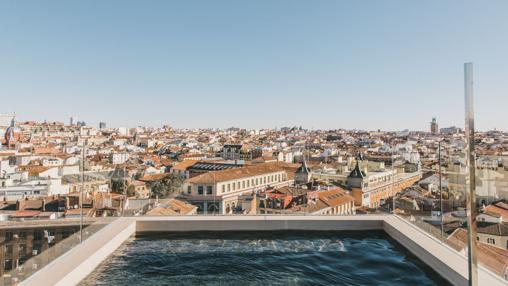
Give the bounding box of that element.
[220,144,262,161]
[182,162,294,214]
[348,160,422,208]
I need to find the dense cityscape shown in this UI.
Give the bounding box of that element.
[2,0,507,284]
[0,113,507,282]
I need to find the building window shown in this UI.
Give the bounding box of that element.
[232,183,236,191]
[237,182,240,189]
[18,231,27,240]
[222,185,225,193]
[187,186,192,194]
[256,178,258,185]
[242,181,245,188]
[247,180,250,187]
[34,230,44,241]
[227,184,231,192]
[4,259,12,271]
[5,231,13,242]
[487,238,496,244]
[206,186,213,195]
[5,244,13,255]
[198,186,204,195]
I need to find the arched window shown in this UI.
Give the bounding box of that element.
[208,203,219,214]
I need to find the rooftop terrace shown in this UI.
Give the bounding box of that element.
[18,215,506,286]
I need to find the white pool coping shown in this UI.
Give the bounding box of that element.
[20,215,506,286]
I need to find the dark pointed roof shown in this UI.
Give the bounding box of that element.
[348,160,366,178]
[296,160,311,174]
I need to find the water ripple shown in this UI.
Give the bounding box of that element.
[80,231,451,286]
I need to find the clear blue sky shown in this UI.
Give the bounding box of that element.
[1,0,507,131]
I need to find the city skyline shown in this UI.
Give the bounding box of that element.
[1,1,508,130]
[0,113,478,133]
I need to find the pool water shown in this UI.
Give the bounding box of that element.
[80,231,451,286]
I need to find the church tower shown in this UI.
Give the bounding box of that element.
[4,116,16,147]
[295,159,312,185]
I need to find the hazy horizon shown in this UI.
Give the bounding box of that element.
[1,113,490,133]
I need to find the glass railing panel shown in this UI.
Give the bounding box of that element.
[474,154,508,279]
[1,217,115,285]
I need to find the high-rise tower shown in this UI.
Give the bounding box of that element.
[430,117,439,134]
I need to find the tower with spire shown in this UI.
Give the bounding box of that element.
[347,153,367,188]
[295,158,312,185]
[4,115,16,147]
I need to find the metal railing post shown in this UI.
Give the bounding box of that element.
[464,62,478,286]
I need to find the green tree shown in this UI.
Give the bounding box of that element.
[126,185,136,197]
[148,174,184,198]
[111,180,126,194]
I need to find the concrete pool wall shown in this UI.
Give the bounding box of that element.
[19,215,506,286]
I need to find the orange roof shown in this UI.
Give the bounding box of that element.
[24,165,51,176]
[172,160,198,171]
[484,205,508,220]
[447,228,508,276]
[187,162,293,184]
[316,188,355,207]
[139,173,170,182]
[146,199,197,215]
[12,210,41,218]
[33,147,61,155]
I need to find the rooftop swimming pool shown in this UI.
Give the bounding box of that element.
[80,231,451,286]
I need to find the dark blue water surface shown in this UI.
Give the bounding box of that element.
[80,231,451,286]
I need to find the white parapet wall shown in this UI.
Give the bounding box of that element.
[20,215,506,286]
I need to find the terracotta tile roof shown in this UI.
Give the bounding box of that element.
[478,222,508,236]
[186,162,294,184]
[33,147,61,155]
[485,204,508,221]
[17,199,44,210]
[268,186,307,196]
[11,210,41,218]
[146,199,197,215]
[160,158,174,166]
[139,173,170,182]
[65,208,94,217]
[316,188,355,207]
[478,243,508,277]
[447,227,508,277]
[22,165,51,176]
[297,188,354,213]
[171,160,198,171]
